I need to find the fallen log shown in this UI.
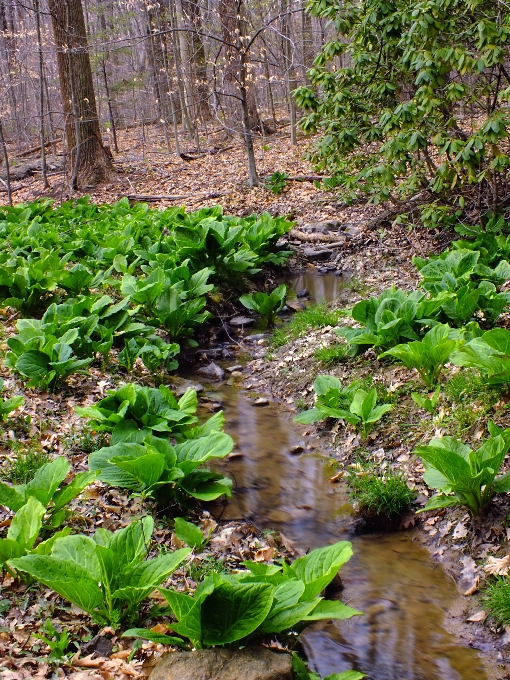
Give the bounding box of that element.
[11,139,61,159]
[127,194,188,202]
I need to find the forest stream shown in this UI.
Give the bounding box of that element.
[191,273,490,680]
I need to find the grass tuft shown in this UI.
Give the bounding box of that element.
[483,577,510,626]
[314,342,349,366]
[3,447,51,484]
[346,466,415,519]
[271,303,342,348]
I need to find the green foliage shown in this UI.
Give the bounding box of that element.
[335,287,443,355]
[10,516,191,629]
[414,426,510,515]
[264,171,289,195]
[0,456,96,525]
[411,386,441,414]
[0,378,24,420]
[3,448,50,484]
[0,250,69,315]
[314,342,349,366]
[292,652,365,680]
[346,467,415,518]
[294,376,391,439]
[121,265,214,342]
[413,249,510,325]
[0,457,98,568]
[75,383,213,442]
[5,324,93,389]
[88,432,233,503]
[294,375,361,424]
[271,303,342,347]
[173,518,206,550]
[295,0,510,207]
[33,619,73,663]
[124,541,360,649]
[380,324,457,387]
[483,577,510,626]
[451,328,510,386]
[239,284,287,328]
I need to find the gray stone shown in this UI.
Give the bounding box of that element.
[196,361,225,381]
[229,315,255,327]
[253,397,269,406]
[301,219,342,233]
[303,247,334,262]
[343,224,362,237]
[226,365,243,373]
[149,647,292,680]
[167,377,205,397]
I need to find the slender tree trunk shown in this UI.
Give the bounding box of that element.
[48,0,113,188]
[0,120,12,206]
[182,0,211,121]
[34,0,49,188]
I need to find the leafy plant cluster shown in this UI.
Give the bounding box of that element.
[295,0,510,211]
[0,198,292,388]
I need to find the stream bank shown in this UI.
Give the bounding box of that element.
[187,246,510,678]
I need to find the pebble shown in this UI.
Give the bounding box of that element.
[252,397,269,406]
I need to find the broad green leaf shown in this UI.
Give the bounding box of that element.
[109,516,153,571]
[16,350,50,378]
[0,538,25,564]
[26,457,70,506]
[7,496,45,549]
[9,554,103,614]
[52,534,101,581]
[302,598,361,620]
[0,481,26,512]
[201,582,274,646]
[110,452,166,490]
[113,549,191,604]
[291,541,353,600]
[121,628,188,649]
[52,470,99,511]
[174,518,205,549]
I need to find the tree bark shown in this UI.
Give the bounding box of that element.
[48,0,113,188]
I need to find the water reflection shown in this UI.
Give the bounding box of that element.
[288,271,352,305]
[207,382,488,680]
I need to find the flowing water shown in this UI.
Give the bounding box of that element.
[198,273,488,679]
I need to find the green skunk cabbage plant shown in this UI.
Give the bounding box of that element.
[239,284,286,328]
[411,387,441,415]
[451,328,510,386]
[380,324,457,388]
[89,432,233,502]
[294,375,361,425]
[0,457,98,566]
[5,326,93,389]
[124,541,360,649]
[349,388,392,440]
[414,426,510,515]
[0,378,24,420]
[75,383,215,443]
[9,517,191,629]
[335,286,445,355]
[295,377,391,439]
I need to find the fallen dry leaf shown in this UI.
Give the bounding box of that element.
[329,471,344,483]
[466,610,486,622]
[254,546,275,562]
[483,555,510,576]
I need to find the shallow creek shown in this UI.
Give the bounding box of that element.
[198,273,488,679]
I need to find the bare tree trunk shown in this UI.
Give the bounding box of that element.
[48,0,113,188]
[0,119,12,205]
[182,0,211,121]
[219,0,260,134]
[34,0,49,188]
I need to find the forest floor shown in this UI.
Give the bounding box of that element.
[2,126,510,678]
